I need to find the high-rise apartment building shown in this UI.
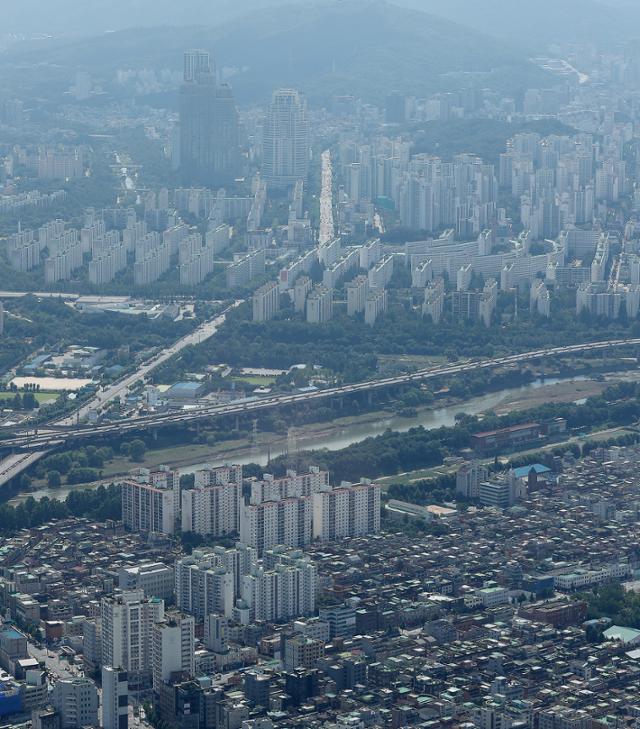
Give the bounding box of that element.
[312,483,381,541]
[179,49,239,187]
[120,472,178,535]
[174,545,256,618]
[306,285,333,324]
[175,558,234,619]
[456,461,490,499]
[152,615,195,693]
[346,275,369,316]
[101,591,165,690]
[241,558,317,623]
[262,89,309,188]
[248,468,330,505]
[252,280,280,322]
[240,497,313,554]
[181,465,243,537]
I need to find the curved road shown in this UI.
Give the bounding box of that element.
[4,336,640,452]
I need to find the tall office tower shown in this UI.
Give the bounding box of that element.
[183,49,211,82]
[50,678,99,729]
[151,615,195,693]
[262,89,309,188]
[102,666,128,729]
[179,49,239,187]
[312,483,381,541]
[101,591,165,691]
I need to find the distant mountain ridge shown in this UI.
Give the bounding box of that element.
[394,0,640,46]
[2,0,550,103]
[1,0,282,36]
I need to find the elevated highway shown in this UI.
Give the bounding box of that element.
[2,337,639,453]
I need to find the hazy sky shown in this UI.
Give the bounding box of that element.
[2,0,638,50]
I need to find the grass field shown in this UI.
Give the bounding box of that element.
[230,376,277,386]
[0,391,59,405]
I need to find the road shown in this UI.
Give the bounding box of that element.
[319,149,335,245]
[0,451,48,487]
[55,300,243,426]
[3,336,640,451]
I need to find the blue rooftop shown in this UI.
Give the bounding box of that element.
[513,464,551,479]
[23,354,50,371]
[0,627,24,640]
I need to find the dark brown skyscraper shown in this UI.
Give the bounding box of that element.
[179,50,240,187]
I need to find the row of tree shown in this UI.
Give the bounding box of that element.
[0,484,121,536]
[258,380,640,484]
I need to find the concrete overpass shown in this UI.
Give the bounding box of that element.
[2,336,639,454]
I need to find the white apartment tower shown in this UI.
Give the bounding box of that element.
[121,472,177,535]
[151,615,195,693]
[241,560,317,623]
[252,280,280,322]
[306,285,333,324]
[312,483,381,541]
[100,591,165,690]
[456,461,490,499]
[181,464,243,537]
[240,497,313,554]
[248,468,329,505]
[365,288,387,326]
[347,275,369,316]
[174,544,256,618]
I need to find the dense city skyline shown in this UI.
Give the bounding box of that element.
[3,2,640,729]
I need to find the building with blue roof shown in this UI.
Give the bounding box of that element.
[165,382,205,400]
[513,464,551,479]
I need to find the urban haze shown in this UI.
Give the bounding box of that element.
[2,2,640,729]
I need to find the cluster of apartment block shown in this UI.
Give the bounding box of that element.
[338,136,496,239]
[175,544,317,624]
[258,237,392,325]
[0,189,66,215]
[121,464,381,553]
[178,232,216,285]
[5,201,234,289]
[501,131,627,239]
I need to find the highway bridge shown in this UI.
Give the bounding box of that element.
[2,336,639,454]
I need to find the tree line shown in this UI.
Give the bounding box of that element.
[0,484,121,536]
[259,380,640,484]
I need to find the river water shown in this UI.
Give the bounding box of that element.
[9,374,592,504]
[180,374,591,473]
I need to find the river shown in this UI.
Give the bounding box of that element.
[10,374,593,504]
